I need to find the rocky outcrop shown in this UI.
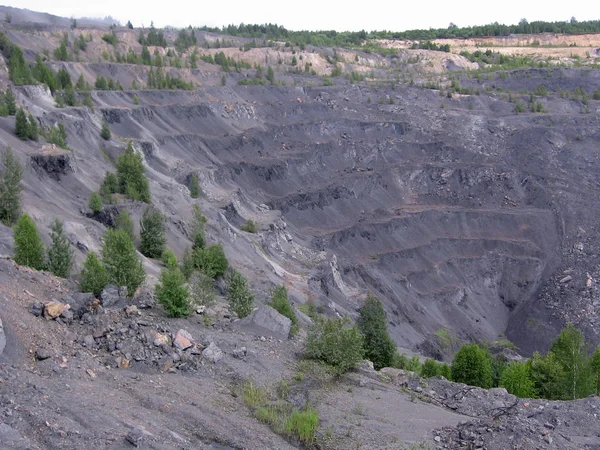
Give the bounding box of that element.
[30,147,75,180]
[237,305,291,339]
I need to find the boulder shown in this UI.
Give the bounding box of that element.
[237,305,291,339]
[202,342,223,363]
[62,292,95,319]
[43,301,67,320]
[173,329,193,350]
[100,285,124,308]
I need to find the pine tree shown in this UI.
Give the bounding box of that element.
[80,251,108,296]
[190,204,206,249]
[5,87,16,115]
[189,271,216,307]
[357,294,397,370]
[193,243,228,278]
[47,218,74,278]
[15,108,28,140]
[0,147,23,226]
[139,206,166,258]
[101,228,146,296]
[27,113,38,140]
[227,270,254,318]
[180,246,194,279]
[115,209,135,241]
[88,192,103,213]
[451,343,493,388]
[267,66,275,84]
[100,120,111,140]
[155,267,189,317]
[13,213,46,270]
[116,141,151,202]
[126,20,134,29]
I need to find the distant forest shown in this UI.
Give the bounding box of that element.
[198,18,600,47]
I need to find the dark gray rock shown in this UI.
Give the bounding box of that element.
[126,427,146,447]
[0,317,5,357]
[202,342,223,363]
[30,151,75,181]
[35,347,53,360]
[237,305,291,340]
[100,285,123,308]
[29,303,43,317]
[62,292,95,319]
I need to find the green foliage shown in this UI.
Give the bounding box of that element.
[194,244,228,278]
[101,33,118,47]
[549,323,591,399]
[8,46,33,85]
[139,206,166,258]
[126,20,133,29]
[116,141,151,202]
[189,173,201,198]
[190,205,207,249]
[174,28,197,50]
[305,316,364,375]
[138,23,167,47]
[0,147,23,226]
[421,358,444,378]
[189,271,216,307]
[266,66,275,84]
[101,228,145,296]
[528,351,566,399]
[435,328,460,354]
[451,343,493,388]
[227,269,254,318]
[80,251,108,296]
[156,267,190,317]
[147,67,194,90]
[180,246,195,279]
[88,192,103,213]
[53,34,70,61]
[27,114,38,140]
[95,76,108,90]
[133,94,140,105]
[15,108,29,140]
[298,301,318,321]
[357,294,396,370]
[13,214,45,270]
[590,346,600,395]
[268,285,298,335]
[100,172,118,202]
[100,120,111,140]
[47,218,74,278]
[500,361,536,398]
[240,219,258,233]
[109,210,133,241]
[41,123,68,149]
[4,87,17,115]
[161,248,178,269]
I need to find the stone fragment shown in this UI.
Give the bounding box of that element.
[35,347,53,360]
[173,329,193,350]
[44,302,66,320]
[237,305,291,339]
[202,342,223,363]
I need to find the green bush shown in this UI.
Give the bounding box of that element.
[88,192,103,213]
[13,214,46,270]
[0,146,23,226]
[240,219,258,233]
[47,218,74,278]
[451,343,493,388]
[100,172,118,202]
[189,173,201,198]
[190,205,206,249]
[189,271,216,307]
[305,316,364,375]
[421,358,441,378]
[268,285,298,335]
[357,294,396,370]
[15,108,28,140]
[139,206,166,258]
[161,248,178,268]
[80,251,108,296]
[227,269,254,318]
[194,243,228,278]
[116,141,151,202]
[100,120,111,140]
[115,209,135,241]
[155,267,190,317]
[180,246,195,279]
[101,228,145,296]
[500,361,536,398]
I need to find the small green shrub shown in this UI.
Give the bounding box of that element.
[194,243,228,278]
[101,228,145,296]
[357,294,396,370]
[189,173,201,198]
[47,218,74,278]
[155,267,190,317]
[88,192,103,213]
[100,120,111,140]
[268,285,298,335]
[451,343,493,388]
[227,269,254,318]
[80,251,108,296]
[115,209,135,241]
[13,213,46,270]
[305,316,364,375]
[139,206,166,258]
[240,219,258,233]
[189,271,216,307]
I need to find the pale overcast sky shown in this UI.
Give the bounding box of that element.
[1,0,596,31]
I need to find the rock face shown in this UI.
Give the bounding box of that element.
[30,150,75,181]
[237,305,291,339]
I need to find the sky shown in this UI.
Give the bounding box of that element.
[1,0,596,31]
